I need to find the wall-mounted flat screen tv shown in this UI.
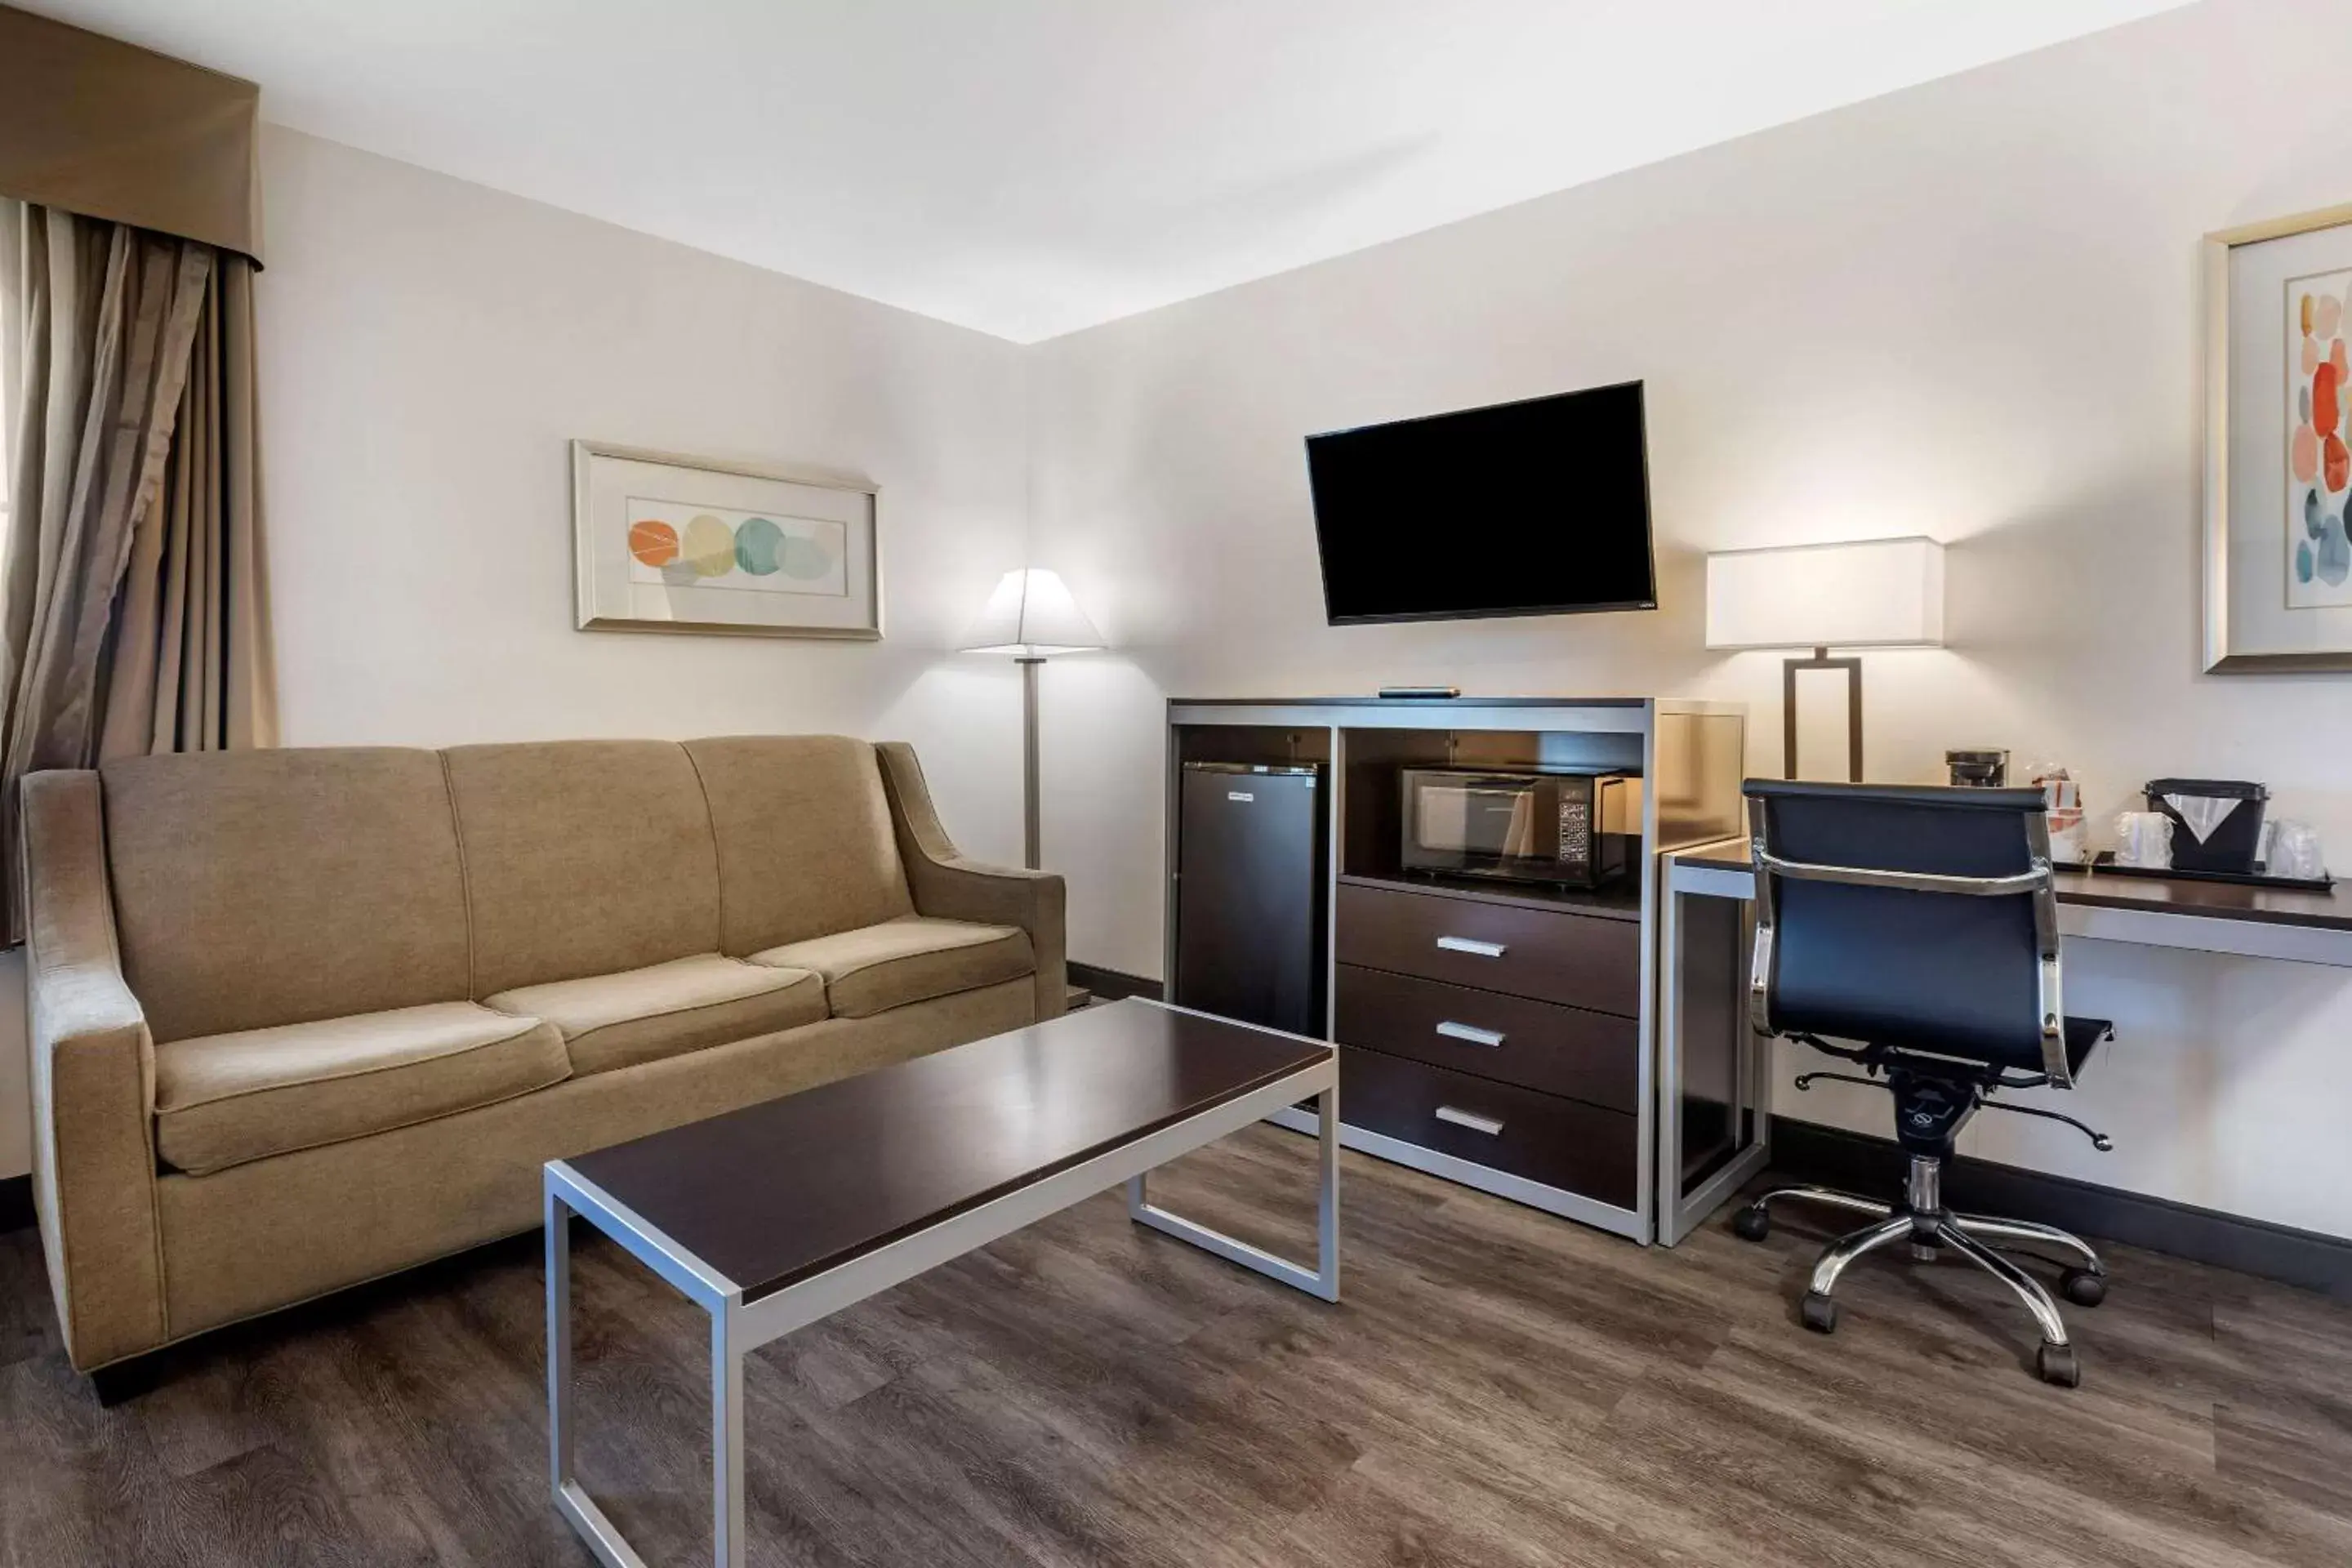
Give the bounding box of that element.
[1306,381,1655,625]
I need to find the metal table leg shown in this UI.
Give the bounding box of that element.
[1127,1084,1340,1301]
[546,1183,576,1523]
[712,1311,745,1568]
[548,1168,742,1568]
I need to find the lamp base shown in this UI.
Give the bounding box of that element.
[1784,646,1863,782]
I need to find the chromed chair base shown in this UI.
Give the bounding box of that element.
[1740,1169,2106,1387]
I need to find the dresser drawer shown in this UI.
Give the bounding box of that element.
[1336,965,1637,1112]
[1334,880,1640,1016]
[1339,1045,1638,1209]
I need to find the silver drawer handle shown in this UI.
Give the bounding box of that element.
[1435,1105,1505,1136]
[1436,935,1507,958]
[1435,1021,1505,1048]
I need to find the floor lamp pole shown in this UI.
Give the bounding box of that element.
[1018,655,1044,870]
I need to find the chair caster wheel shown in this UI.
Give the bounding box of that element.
[2060,1268,2106,1307]
[2037,1342,2082,1388]
[1731,1205,1771,1242]
[1800,1292,1839,1334]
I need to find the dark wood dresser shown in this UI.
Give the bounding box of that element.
[1163,697,1750,1243]
[1332,879,1643,1209]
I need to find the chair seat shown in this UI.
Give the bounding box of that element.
[1872,1014,2112,1080]
[156,1002,571,1176]
[750,915,1034,1018]
[486,954,826,1077]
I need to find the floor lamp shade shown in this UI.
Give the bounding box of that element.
[1704,537,1944,782]
[960,568,1106,873]
[960,568,1106,657]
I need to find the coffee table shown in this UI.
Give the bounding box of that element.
[543,998,1339,1568]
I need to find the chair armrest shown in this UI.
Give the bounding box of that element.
[20,768,168,1370]
[875,742,1068,1020]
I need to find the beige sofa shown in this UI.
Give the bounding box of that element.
[23,735,1064,1375]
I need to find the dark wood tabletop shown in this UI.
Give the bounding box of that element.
[1670,837,2352,932]
[561,1000,1332,1303]
[2047,866,2352,930]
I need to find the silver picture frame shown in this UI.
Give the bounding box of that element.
[2203,202,2352,672]
[571,439,882,639]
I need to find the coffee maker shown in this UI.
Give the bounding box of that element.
[1946,749,2009,788]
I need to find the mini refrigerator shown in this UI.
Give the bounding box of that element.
[1174,761,1325,1036]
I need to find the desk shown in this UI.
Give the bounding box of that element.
[1655,837,2352,1245]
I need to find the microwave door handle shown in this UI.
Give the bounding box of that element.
[1436,936,1508,958]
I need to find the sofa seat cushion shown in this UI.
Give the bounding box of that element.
[750,915,1035,1019]
[156,1003,570,1177]
[486,954,826,1077]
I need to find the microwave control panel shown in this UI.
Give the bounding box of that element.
[1557,794,1591,863]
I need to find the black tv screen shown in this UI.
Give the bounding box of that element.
[1306,381,1655,625]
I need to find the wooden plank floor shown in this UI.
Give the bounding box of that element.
[3,1125,2350,1566]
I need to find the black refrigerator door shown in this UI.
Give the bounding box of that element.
[1174,767,1324,1036]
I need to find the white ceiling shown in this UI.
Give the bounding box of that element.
[28,0,2189,342]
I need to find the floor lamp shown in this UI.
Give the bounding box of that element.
[1704,537,1944,782]
[960,568,1106,869]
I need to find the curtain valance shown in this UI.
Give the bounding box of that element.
[0,5,262,261]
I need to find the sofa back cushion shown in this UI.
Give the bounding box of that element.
[684,735,912,953]
[443,740,721,996]
[101,748,474,1042]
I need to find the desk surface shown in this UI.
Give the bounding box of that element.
[1669,839,2352,934]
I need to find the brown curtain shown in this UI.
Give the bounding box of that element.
[1,202,274,940]
[100,252,278,758]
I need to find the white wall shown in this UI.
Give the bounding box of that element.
[0,127,1037,1183]
[259,128,1034,804]
[1027,0,2352,1237]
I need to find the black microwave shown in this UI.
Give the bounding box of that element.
[1400,767,1636,889]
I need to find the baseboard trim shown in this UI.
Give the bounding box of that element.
[1767,1116,2352,1302]
[0,1174,30,1235]
[1067,963,1163,1004]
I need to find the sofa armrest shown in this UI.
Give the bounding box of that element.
[875,742,1067,1020]
[21,768,168,1370]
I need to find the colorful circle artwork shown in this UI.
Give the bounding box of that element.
[627,519,679,568]
[733,516,785,575]
[680,514,737,579]
[629,506,846,594]
[778,534,835,580]
[2292,275,2352,597]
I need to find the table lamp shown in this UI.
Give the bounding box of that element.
[1704,537,1945,782]
[960,567,1106,868]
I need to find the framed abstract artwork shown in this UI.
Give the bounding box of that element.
[572,441,880,638]
[2204,203,2352,670]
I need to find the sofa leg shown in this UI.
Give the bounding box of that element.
[90,1354,165,1408]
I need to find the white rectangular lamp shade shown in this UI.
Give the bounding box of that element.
[1704,537,1945,650]
[960,568,1106,656]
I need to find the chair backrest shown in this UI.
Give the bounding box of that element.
[1745,780,2067,1080]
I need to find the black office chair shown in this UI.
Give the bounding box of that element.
[1728,780,2114,1388]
